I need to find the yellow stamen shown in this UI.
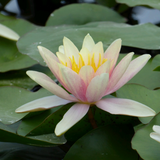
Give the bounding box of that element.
[60,52,108,74]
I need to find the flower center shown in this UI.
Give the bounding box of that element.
[69,53,107,73]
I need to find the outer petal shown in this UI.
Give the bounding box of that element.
[27,71,78,102]
[95,60,111,76]
[109,54,151,94]
[150,125,160,142]
[55,103,90,136]
[63,37,79,63]
[59,64,87,102]
[0,24,20,41]
[96,98,156,117]
[105,52,134,94]
[150,132,160,143]
[104,39,122,73]
[38,46,59,62]
[16,95,71,113]
[79,65,94,86]
[38,46,69,90]
[153,125,160,133]
[86,73,109,103]
[82,34,95,52]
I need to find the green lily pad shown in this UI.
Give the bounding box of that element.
[0,64,55,90]
[17,22,160,66]
[0,86,52,124]
[0,13,38,72]
[116,84,160,124]
[0,122,66,146]
[46,3,126,26]
[116,0,160,10]
[132,113,160,160]
[64,125,138,160]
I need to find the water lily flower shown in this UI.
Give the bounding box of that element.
[16,34,155,136]
[0,24,20,41]
[150,125,160,143]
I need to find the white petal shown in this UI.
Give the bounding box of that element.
[26,71,78,102]
[150,132,160,143]
[63,37,79,63]
[0,24,20,41]
[153,125,160,134]
[16,95,71,113]
[55,103,90,136]
[82,34,95,52]
[104,39,122,73]
[96,98,156,117]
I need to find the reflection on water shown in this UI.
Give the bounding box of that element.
[132,6,160,24]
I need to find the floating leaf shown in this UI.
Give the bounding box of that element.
[0,64,55,90]
[132,113,160,160]
[0,122,66,146]
[0,86,52,124]
[17,22,160,66]
[64,125,138,160]
[46,3,126,26]
[0,13,38,72]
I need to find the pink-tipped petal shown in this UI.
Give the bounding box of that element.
[79,65,94,86]
[109,54,151,94]
[86,73,109,103]
[63,37,79,63]
[95,60,110,76]
[105,52,134,94]
[16,95,71,113]
[59,64,87,102]
[38,46,59,62]
[37,46,69,90]
[82,34,95,52]
[104,39,122,72]
[55,103,90,136]
[27,71,78,102]
[96,98,156,117]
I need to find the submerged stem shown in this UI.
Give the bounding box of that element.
[88,107,97,129]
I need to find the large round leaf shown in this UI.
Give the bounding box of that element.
[0,122,66,146]
[0,86,53,124]
[116,84,160,124]
[132,113,160,160]
[0,13,38,72]
[46,3,126,26]
[17,22,160,66]
[0,64,55,90]
[116,0,160,10]
[64,125,138,160]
